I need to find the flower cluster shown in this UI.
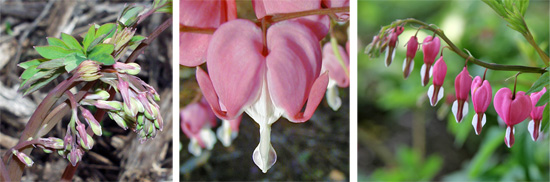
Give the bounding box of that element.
[369,25,548,148]
[181,0,349,173]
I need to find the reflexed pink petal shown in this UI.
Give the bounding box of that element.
[322,43,349,87]
[286,72,329,122]
[266,21,323,121]
[206,19,265,119]
[180,0,237,66]
[530,87,547,120]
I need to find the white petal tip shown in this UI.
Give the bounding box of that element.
[252,144,277,173]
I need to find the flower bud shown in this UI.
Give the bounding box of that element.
[94,100,123,111]
[76,60,102,81]
[427,56,447,106]
[108,111,128,130]
[38,137,65,150]
[528,87,546,141]
[80,106,102,136]
[113,62,141,75]
[84,89,110,100]
[403,36,418,79]
[452,67,472,123]
[12,150,33,167]
[420,36,440,86]
[471,76,492,135]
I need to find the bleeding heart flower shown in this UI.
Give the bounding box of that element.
[452,67,472,123]
[384,26,404,67]
[420,36,440,86]
[470,76,492,135]
[528,87,547,141]
[180,0,237,66]
[252,0,330,40]
[196,19,328,173]
[217,115,242,147]
[494,87,532,148]
[427,56,446,106]
[321,42,349,111]
[181,99,218,156]
[403,36,418,79]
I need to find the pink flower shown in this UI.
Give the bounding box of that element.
[181,99,218,156]
[470,76,492,135]
[253,0,330,40]
[427,56,446,106]
[420,36,440,86]
[196,19,328,173]
[321,42,349,111]
[528,87,547,141]
[180,0,237,66]
[403,36,418,79]
[494,88,532,148]
[452,67,472,123]
[384,26,404,67]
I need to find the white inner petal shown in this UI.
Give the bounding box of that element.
[326,79,342,111]
[528,120,535,141]
[402,58,414,78]
[188,138,202,157]
[472,113,479,135]
[217,120,238,147]
[199,127,217,150]
[451,100,459,123]
[253,123,277,173]
[420,64,427,86]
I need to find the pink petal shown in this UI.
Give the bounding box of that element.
[322,43,349,87]
[206,19,265,120]
[454,67,472,100]
[180,99,216,139]
[508,91,532,126]
[265,21,323,121]
[530,87,547,120]
[494,88,513,125]
[180,0,237,66]
[471,78,492,113]
[432,56,447,86]
[422,36,440,65]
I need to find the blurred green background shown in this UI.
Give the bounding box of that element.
[358,0,549,181]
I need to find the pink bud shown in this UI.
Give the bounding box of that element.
[12,150,33,167]
[384,26,404,67]
[452,67,472,123]
[494,87,532,147]
[420,36,440,87]
[528,87,547,141]
[402,36,418,79]
[470,76,492,135]
[427,56,446,106]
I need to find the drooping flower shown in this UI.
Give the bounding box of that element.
[403,35,418,79]
[252,0,330,40]
[384,26,404,67]
[528,87,547,141]
[420,36,440,86]
[452,67,472,123]
[494,87,532,148]
[427,56,446,106]
[180,0,237,66]
[321,42,349,111]
[181,99,218,156]
[196,19,328,173]
[470,76,492,135]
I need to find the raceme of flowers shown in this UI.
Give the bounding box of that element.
[370,25,547,148]
[180,0,349,173]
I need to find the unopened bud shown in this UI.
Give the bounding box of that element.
[94,100,123,111]
[79,106,103,136]
[84,90,110,100]
[12,150,33,167]
[108,111,128,130]
[76,60,102,81]
[113,62,141,75]
[79,134,94,150]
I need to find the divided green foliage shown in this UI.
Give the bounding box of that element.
[46,37,69,49]
[61,33,83,52]
[88,44,115,65]
[526,72,549,94]
[63,53,88,72]
[35,46,77,59]
[153,0,172,14]
[119,5,144,27]
[482,0,530,35]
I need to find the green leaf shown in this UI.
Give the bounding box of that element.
[20,65,39,80]
[119,6,143,27]
[61,33,83,51]
[526,72,549,94]
[89,44,114,55]
[21,68,59,91]
[23,71,63,96]
[83,25,96,52]
[88,52,115,65]
[35,46,76,59]
[18,59,44,69]
[87,23,116,52]
[468,127,503,178]
[47,37,69,49]
[37,59,64,69]
[536,91,548,107]
[63,53,87,72]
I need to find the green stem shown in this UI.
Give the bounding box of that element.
[523,30,549,66]
[389,18,547,74]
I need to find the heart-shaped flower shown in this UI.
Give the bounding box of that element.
[452,67,472,123]
[528,87,547,141]
[427,56,446,106]
[494,87,532,148]
[470,76,492,135]
[403,35,418,79]
[420,36,440,86]
[180,0,237,66]
[321,42,349,111]
[196,19,328,173]
[384,26,404,67]
[181,99,218,156]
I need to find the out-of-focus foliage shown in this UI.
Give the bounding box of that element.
[358,0,549,181]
